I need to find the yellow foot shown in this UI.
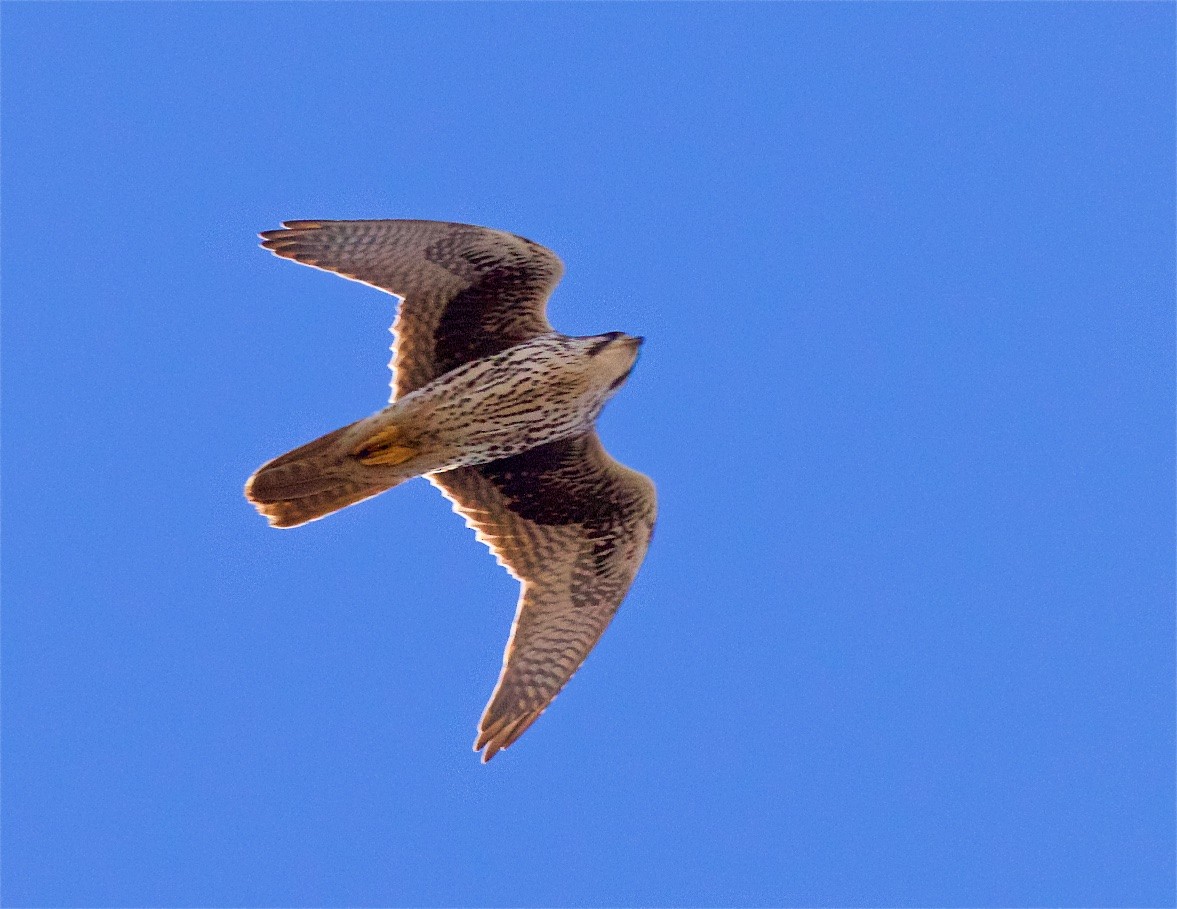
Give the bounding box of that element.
[352,426,418,466]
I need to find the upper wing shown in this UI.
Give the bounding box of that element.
[429,431,657,761]
[259,219,564,398]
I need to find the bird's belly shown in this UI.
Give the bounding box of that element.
[391,359,602,473]
[423,394,597,471]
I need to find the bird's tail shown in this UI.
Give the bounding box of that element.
[245,419,410,528]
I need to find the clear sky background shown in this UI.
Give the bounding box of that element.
[3,4,1173,907]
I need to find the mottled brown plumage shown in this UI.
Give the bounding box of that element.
[246,219,656,761]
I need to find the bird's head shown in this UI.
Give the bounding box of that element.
[579,331,644,397]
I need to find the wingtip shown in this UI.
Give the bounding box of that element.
[474,721,508,763]
[474,727,496,757]
[257,234,308,261]
[257,221,326,244]
[282,219,327,229]
[473,711,543,763]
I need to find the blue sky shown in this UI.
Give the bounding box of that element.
[3,4,1173,906]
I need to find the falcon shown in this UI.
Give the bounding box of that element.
[245,219,656,761]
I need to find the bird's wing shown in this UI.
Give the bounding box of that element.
[429,431,657,761]
[259,220,564,399]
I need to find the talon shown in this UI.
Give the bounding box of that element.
[352,427,417,466]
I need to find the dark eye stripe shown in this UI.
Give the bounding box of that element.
[588,336,615,357]
[607,366,634,391]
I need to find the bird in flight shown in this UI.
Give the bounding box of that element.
[245,220,656,761]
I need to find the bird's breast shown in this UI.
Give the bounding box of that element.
[387,342,605,473]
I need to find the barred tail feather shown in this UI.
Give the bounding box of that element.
[245,422,403,528]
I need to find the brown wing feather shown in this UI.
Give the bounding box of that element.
[429,432,657,761]
[258,219,564,397]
